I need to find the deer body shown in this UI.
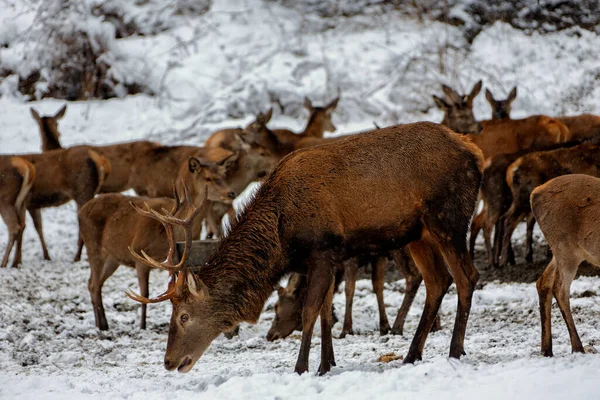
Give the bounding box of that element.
[134,122,482,375]
[556,114,600,141]
[80,157,233,330]
[531,174,600,356]
[499,141,600,267]
[0,157,36,268]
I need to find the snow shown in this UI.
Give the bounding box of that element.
[2,0,600,398]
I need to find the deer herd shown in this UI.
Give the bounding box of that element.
[1,82,600,375]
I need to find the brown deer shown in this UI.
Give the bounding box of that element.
[556,114,600,141]
[32,104,160,195]
[271,96,339,139]
[434,81,570,160]
[531,174,600,356]
[498,139,600,267]
[127,122,483,375]
[0,157,36,268]
[79,156,233,331]
[17,147,110,262]
[485,87,517,120]
[266,249,442,341]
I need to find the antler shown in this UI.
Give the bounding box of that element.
[125,181,209,303]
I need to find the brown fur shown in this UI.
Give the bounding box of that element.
[556,114,600,141]
[498,140,600,267]
[79,157,233,330]
[531,174,600,356]
[147,122,483,375]
[16,147,109,262]
[0,157,36,268]
[485,87,517,120]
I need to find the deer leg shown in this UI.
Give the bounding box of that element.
[0,208,20,268]
[29,208,51,260]
[552,252,584,354]
[372,257,391,335]
[536,258,556,357]
[205,204,224,239]
[89,256,120,331]
[525,214,536,264]
[481,215,494,269]
[469,209,484,259]
[391,249,423,335]
[12,205,26,268]
[404,239,452,363]
[340,258,358,338]
[318,280,335,375]
[294,250,336,375]
[499,205,526,268]
[73,203,87,262]
[136,263,150,330]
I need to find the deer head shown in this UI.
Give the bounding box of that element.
[266,273,306,341]
[31,104,67,151]
[180,154,237,204]
[485,87,517,120]
[304,96,339,134]
[433,81,482,134]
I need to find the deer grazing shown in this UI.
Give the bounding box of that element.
[267,249,441,341]
[0,157,36,268]
[79,155,234,330]
[498,138,600,267]
[434,81,570,160]
[531,174,600,356]
[127,122,483,375]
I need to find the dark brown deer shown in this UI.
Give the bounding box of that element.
[266,249,442,341]
[498,139,600,267]
[434,81,570,160]
[0,157,35,268]
[127,122,483,375]
[485,87,517,120]
[79,156,233,330]
[17,147,110,262]
[531,174,600,356]
[32,104,160,195]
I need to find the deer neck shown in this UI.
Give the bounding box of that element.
[302,112,324,138]
[198,197,283,324]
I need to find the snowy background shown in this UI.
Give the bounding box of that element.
[1,0,600,398]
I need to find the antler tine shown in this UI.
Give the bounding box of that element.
[125,274,178,304]
[170,180,182,215]
[178,184,210,270]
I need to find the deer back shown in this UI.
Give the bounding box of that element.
[556,114,600,142]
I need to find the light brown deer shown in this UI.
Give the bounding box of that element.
[531,174,600,356]
[127,122,483,375]
[32,104,160,195]
[0,157,35,268]
[498,138,600,267]
[79,156,233,331]
[271,96,339,139]
[266,249,442,341]
[17,147,110,262]
[434,81,570,160]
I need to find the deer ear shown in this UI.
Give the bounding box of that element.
[30,108,41,122]
[187,272,208,299]
[327,96,340,110]
[432,95,449,110]
[485,88,494,105]
[263,108,273,124]
[468,80,483,104]
[507,86,518,103]
[442,84,461,104]
[55,104,67,119]
[189,157,205,173]
[304,97,313,111]
[216,151,239,169]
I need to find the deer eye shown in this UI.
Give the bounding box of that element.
[180,314,189,324]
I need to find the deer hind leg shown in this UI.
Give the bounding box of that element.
[499,204,526,268]
[88,255,120,331]
[536,258,557,357]
[0,208,21,268]
[404,238,452,363]
[371,257,391,335]
[318,280,335,376]
[29,208,51,260]
[391,248,423,335]
[340,258,358,338]
[552,251,584,354]
[469,209,484,259]
[437,239,479,359]
[294,250,337,375]
[525,214,536,264]
[136,263,151,330]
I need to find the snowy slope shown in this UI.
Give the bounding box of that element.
[1,0,600,398]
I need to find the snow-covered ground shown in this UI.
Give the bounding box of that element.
[2,0,600,398]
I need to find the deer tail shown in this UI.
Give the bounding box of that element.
[11,157,36,212]
[88,150,111,195]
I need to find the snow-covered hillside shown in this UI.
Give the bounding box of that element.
[1,0,600,399]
